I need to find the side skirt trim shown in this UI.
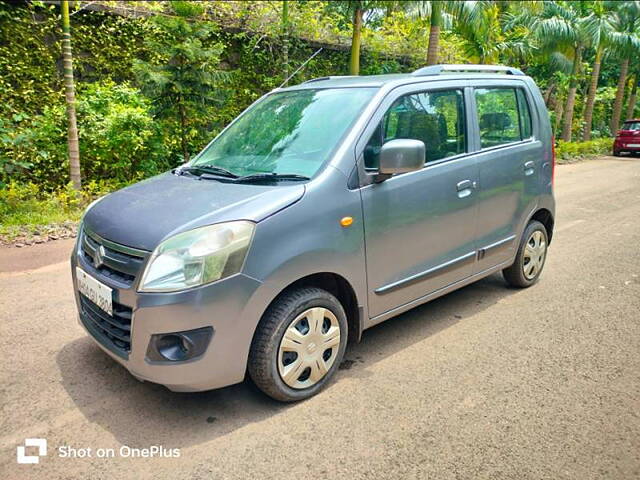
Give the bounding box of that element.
[477,234,516,260]
[365,258,513,330]
[374,251,476,295]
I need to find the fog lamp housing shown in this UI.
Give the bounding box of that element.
[146,327,213,363]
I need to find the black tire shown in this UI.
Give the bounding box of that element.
[502,220,548,288]
[613,150,621,157]
[248,287,348,402]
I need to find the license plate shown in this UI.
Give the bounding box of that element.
[76,267,113,316]
[627,144,640,148]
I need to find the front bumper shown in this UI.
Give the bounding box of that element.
[71,242,263,392]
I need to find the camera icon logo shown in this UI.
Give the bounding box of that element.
[17,438,47,464]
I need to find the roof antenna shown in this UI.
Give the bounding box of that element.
[279,48,323,88]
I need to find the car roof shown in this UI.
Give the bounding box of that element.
[281,64,530,91]
[623,119,640,123]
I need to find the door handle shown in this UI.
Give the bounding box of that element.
[456,179,475,198]
[524,161,535,176]
[456,179,472,191]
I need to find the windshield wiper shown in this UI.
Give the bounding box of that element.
[234,173,310,183]
[176,165,239,179]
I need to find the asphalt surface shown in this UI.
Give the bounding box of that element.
[1,157,639,479]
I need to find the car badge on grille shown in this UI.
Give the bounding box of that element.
[94,245,106,269]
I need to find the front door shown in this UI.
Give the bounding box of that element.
[359,86,479,319]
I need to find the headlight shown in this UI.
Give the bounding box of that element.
[139,221,255,292]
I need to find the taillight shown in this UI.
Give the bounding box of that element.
[551,136,556,189]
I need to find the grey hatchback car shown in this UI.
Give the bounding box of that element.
[71,64,555,402]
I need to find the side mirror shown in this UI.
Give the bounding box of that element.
[375,139,425,183]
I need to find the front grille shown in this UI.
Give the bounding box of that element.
[80,227,148,287]
[80,294,132,359]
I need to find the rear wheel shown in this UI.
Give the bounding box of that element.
[613,149,621,157]
[503,220,548,288]
[248,287,348,402]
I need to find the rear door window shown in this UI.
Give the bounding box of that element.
[364,89,466,169]
[475,87,532,149]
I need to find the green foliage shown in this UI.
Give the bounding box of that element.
[133,4,230,162]
[2,82,167,190]
[0,114,35,187]
[362,10,466,62]
[171,1,205,18]
[555,138,614,162]
[0,0,633,211]
[0,179,116,231]
[0,2,60,119]
[0,2,163,119]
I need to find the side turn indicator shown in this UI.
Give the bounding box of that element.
[340,216,354,227]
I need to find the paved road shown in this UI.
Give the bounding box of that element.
[1,157,639,480]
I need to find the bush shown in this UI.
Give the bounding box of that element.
[0,179,124,234]
[3,81,169,190]
[0,113,36,187]
[555,138,613,162]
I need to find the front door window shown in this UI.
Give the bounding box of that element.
[364,89,466,170]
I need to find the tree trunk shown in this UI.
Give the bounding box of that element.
[426,2,442,66]
[543,81,556,107]
[625,74,638,120]
[61,0,81,190]
[349,7,363,75]
[561,45,583,142]
[281,0,289,85]
[582,46,602,141]
[554,92,564,135]
[610,58,629,133]
[179,103,188,163]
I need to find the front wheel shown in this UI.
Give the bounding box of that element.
[503,220,548,288]
[248,287,348,402]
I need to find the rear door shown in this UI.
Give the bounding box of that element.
[357,81,479,319]
[469,80,541,272]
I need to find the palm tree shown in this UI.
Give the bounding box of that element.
[427,1,442,65]
[334,1,391,75]
[581,2,616,140]
[282,0,289,84]
[524,1,593,142]
[456,2,502,64]
[456,1,541,65]
[61,0,81,190]
[626,73,638,120]
[405,1,486,66]
[609,1,640,132]
[349,2,365,74]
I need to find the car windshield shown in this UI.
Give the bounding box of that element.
[192,88,375,178]
[622,121,640,131]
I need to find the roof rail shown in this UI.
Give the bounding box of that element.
[302,76,333,84]
[412,64,525,77]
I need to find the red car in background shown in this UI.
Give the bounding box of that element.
[613,119,640,156]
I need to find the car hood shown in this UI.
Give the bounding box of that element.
[84,172,305,251]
